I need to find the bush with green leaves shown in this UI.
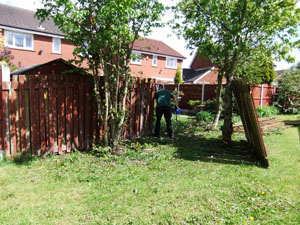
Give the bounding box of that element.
[275,66,300,113]
[196,111,213,123]
[174,67,183,84]
[256,106,279,118]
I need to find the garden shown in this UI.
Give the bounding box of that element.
[0,112,299,224]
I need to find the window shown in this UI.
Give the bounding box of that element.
[166,57,177,69]
[4,30,33,50]
[152,55,157,67]
[52,38,61,54]
[131,52,142,65]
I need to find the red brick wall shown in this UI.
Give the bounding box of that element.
[1,29,75,68]
[130,54,183,80]
[191,55,214,69]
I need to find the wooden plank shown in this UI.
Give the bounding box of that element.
[144,79,151,135]
[129,80,136,138]
[9,88,17,157]
[39,76,47,155]
[135,79,141,137]
[48,75,56,153]
[139,79,145,135]
[85,77,91,147]
[78,76,85,149]
[232,79,269,168]
[148,79,156,135]
[65,75,73,152]
[29,76,39,155]
[124,83,131,139]
[72,75,79,149]
[57,75,65,154]
[2,91,9,156]
[91,81,99,144]
[19,75,27,154]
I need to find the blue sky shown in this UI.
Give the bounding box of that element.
[1,0,299,70]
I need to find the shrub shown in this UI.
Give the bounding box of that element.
[256,106,279,118]
[174,67,183,84]
[275,66,300,113]
[188,100,202,110]
[196,111,213,123]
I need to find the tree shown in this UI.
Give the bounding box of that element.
[174,67,183,84]
[174,0,300,143]
[236,47,277,85]
[0,36,20,71]
[36,0,163,149]
[276,64,300,113]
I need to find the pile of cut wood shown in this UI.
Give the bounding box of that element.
[233,117,300,133]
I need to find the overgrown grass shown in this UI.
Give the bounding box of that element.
[0,115,299,224]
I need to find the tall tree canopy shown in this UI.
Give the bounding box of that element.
[174,0,300,143]
[36,0,164,148]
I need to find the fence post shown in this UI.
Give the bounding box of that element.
[260,84,264,107]
[201,82,206,104]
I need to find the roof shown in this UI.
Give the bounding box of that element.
[183,67,213,83]
[11,58,86,75]
[133,38,185,59]
[0,3,64,36]
[275,69,289,78]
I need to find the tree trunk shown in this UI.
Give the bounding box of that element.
[221,79,233,144]
[211,72,223,129]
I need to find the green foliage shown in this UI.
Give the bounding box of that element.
[236,49,277,85]
[188,100,202,110]
[36,0,164,147]
[196,111,213,123]
[174,0,300,141]
[275,66,300,113]
[174,67,182,84]
[256,106,279,118]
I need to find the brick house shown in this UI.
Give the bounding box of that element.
[0,3,185,82]
[183,53,225,84]
[131,38,185,82]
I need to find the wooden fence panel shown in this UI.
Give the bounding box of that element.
[2,90,9,155]
[66,75,73,152]
[135,80,141,137]
[19,75,27,154]
[232,79,269,167]
[9,87,17,157]
[0,72,155,157]
[39,76,47,154]
[73,75,79,149]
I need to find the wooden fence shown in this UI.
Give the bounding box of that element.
[0,69,155,157]
[164,83,275,109]
[164,84,218,109]
[251,84,275,108]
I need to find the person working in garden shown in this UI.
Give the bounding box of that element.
[154,86,178,138]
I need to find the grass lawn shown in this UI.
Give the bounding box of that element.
[0,115,299,225]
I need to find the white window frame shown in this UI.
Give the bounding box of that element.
[166,57,177,69]
[131,51,142,65]
[4,30,34,51]
[52,37,61,54]
[152,55,158,67]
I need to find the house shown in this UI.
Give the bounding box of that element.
[0,3,185,82]
[0,3,75,68]
[183,53,224,84]
[130,38,185,82]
